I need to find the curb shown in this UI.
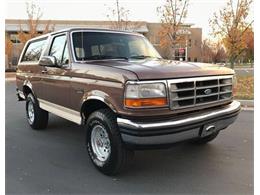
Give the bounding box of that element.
[5,78,16,82]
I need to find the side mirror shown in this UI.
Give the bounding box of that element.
[39,56,57,67]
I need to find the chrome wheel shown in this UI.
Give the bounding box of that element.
[27,101,35,124]
[91,125,111,162]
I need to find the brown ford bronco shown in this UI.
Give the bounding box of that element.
[16,28,241,175]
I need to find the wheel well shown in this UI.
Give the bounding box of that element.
[81,99,116,123]
[23,85,32,97]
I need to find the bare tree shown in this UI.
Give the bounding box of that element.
[211,42,227,64]
[201,39,227,64]
[201,39,213,63]
[210,0,253,68]
[106,0,141,31]
[18,1,53,45]
[157,0,190,56]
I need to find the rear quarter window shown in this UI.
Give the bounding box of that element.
[21,38,47,63]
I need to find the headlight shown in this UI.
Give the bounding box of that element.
[124,82,168,108]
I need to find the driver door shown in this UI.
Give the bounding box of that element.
[39,33,71,108]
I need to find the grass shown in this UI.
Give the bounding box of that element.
[234,75,254,100]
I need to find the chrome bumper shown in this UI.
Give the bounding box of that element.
[117,101,241,146]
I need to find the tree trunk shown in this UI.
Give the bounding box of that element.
[229,55,236,69]
[230,61,234,69]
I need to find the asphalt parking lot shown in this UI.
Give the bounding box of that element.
[6,81,253,194]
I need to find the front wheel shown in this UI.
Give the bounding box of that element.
[86,108,133,175]
[26,93,48,130]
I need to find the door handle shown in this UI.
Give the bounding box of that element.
[75,88,84,94]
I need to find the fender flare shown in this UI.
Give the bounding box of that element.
[80,90,117,114]
[22,80,36,98]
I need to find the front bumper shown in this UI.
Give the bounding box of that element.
[117,101,241,146]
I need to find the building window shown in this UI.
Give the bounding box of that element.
[188,39,192,47]
[10,34,20,43]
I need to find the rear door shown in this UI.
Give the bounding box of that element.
[39,33,71,108]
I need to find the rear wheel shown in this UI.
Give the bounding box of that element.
[86,108,134,175]
[26,93,48,130]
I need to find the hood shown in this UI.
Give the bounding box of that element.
[85,59,234,80]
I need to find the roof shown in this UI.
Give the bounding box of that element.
[54,27,143,35]
[27,27,144,42]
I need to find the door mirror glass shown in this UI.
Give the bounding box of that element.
[39,56,57,67]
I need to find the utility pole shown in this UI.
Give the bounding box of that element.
[116,0,121,30]
[185,37,188,61]
[116,0,120,23]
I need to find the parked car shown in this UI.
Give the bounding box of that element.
[16,28,241,175]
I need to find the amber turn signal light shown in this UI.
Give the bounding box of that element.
[125,98,167,108]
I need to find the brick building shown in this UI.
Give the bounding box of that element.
[5,19,202,68]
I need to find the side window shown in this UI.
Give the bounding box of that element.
[49,35,69,65]
[22,38,46,62]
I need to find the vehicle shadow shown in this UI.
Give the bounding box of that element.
[46,114,221,179]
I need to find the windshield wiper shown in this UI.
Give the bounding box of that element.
[79,55,161,62]
[83,55,128,60]
[129,55,161,59]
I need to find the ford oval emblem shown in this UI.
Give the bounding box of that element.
[204,89,212,95]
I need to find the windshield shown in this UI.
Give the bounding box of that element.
[71,31,161,61]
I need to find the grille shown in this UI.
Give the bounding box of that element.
[168,76,233,109]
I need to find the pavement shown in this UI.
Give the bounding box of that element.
[5,81,253,194]
[234,68,254,77]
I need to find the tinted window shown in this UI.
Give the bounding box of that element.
[22,38,46,62]
[72,32,161,61]
[49,35,69,65]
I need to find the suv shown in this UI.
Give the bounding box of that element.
[16,28,241,175]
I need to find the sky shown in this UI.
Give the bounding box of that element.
[5,0,254,38]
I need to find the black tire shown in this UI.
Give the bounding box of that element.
[86,108,134,175]
[26,93,48,130]
[192,131,219,144]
